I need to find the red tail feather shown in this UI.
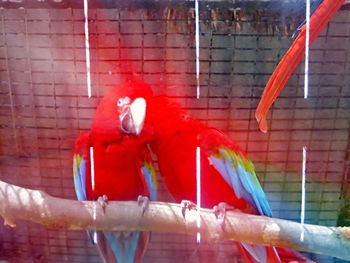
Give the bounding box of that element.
[276,247,314,263]
[255,0,345,133]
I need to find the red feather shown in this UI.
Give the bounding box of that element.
[255,0,345,132]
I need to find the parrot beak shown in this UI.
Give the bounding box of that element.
[130,97,146,136]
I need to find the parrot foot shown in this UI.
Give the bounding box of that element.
[213,202,237,231]
[180,200,196,218]
[137,195,150,216]
[97,195,108,213]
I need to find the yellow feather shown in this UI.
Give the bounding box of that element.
[144,160,158,187]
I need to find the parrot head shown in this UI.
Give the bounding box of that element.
[91,80,153,142]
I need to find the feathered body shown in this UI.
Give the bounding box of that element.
[73,81,157,263]
[91,136,154,201]
[144,97,264,211]
[140,96,309,263]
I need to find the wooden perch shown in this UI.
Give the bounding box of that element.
[0,179,349,260]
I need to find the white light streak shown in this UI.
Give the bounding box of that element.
[92,203,97,244]
[304,0,310,99]
[91,146,97,245]
[301,146,307,242]
[195,0,200,99]
[90,146,95,191]
[84,0,92,98]
[195,1,202,242]
[196,146,201,243]
[93,231,97,244]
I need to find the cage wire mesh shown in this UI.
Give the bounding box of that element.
[0,1,349,262]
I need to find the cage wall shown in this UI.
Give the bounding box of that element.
[0,1,349,262]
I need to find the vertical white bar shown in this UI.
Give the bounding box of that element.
[196,146,201,243]
[304,0,310,99]
[90,146,97,244]
[90,146,95,191]
[84,0,92,98]
[301,146,306,242]
[195,1,201,242]
[93,232,97,244]
[195,0,200,99]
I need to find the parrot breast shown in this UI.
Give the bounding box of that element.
[91,140,145,201]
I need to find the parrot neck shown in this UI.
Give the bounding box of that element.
[144,96,188,137]
[144,96,247,158]
[143,96,205,151]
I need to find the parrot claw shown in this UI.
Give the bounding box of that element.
[180,200,196,218]
[137,195,150,216]
[97,195,108,213]
[213,202,236,231]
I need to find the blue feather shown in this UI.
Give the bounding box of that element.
[103,231,140,263]
[236,162,272,217]
[73,156,87,201]
[141,163,157,201]
[79,159,87,200]
[210,148,273,217]
[73,152,94,244]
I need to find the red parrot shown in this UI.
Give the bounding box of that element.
[255,0,345,132]
[144,97,311,263]
[73,81,157,263]
[111,81,311,262]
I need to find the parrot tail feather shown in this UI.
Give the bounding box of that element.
[255,0,345,133]
[275,247,315,263]
[95,231,149,263]
[237,242,314,263]
[237,242,281,263]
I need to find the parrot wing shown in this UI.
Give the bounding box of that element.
[140,158,158,201]
[201,129,309,262]
[73,131,91,201]
[255,0,345,132]
[73,131,95,243]
[209,146,281,263]
[209,146,272,217]
[196,128,277,263]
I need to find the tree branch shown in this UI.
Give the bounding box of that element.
[0,179,349,260]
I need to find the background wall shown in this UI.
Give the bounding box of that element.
[0,1,349,262]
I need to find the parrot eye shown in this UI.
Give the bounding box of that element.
[117,98,123,107]
[117,97,131,107]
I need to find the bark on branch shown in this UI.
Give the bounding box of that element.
[0,180,349,260]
